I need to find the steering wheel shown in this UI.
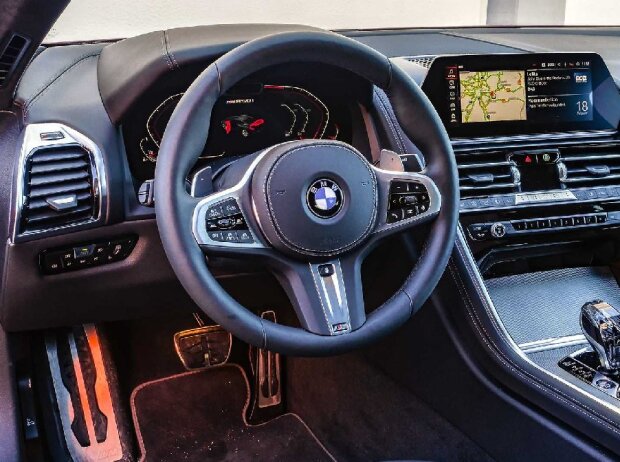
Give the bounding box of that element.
[154,31,459,356]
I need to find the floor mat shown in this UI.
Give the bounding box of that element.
[131,365,334,462]
[288,354,495,462]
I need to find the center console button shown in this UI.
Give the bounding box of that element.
[537,219,550,229]
[597,189,609,199]
[478,198,491,208]
[562,217,574,227]
[468,223,491,240]
[525,220,538,230]
[550,218,562,227]
[490,196,503,207]
[490,222,506,238]
[574,216,585,225]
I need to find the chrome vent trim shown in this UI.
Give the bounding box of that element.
[13,124,107,242]
[456,150,520,198]
[559,142,620,188]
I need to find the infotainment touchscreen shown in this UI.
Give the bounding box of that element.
[422,53,620,138]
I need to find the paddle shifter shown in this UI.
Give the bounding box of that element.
[580,300,620,372]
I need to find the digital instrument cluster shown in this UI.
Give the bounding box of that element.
[125,81,353,181]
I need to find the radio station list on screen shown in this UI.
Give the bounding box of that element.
[446,60,593,125]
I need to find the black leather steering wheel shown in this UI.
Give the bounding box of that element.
[154,31,459,356]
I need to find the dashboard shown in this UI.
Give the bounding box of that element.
[122,63,371,182]
[6,24,620,333]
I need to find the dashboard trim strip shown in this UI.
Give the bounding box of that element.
[451,129,618,147]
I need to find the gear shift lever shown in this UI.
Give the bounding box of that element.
[580,300,620,372]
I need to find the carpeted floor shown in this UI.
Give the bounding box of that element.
[131,365,334,462]
[287,353,495,462]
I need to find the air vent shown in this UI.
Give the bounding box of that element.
[0,34,29,86]
[456,150,520,198]
[559,143,620,188]
[406,56,435,68]
[20,145,98,234]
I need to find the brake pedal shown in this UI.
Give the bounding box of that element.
[174,325,232,370]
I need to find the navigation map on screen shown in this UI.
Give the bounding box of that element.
[458,70,526,123]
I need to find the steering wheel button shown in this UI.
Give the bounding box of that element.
[399,195,418,206]
[221,200,241,216]
[216,217,235,229]
[206,205,224,220]
[223,231,239,243]
[208,231,225,242]
[317,264,335,277]
[390,182,409,194]
[237,231,253,243]
[387,210,403,223]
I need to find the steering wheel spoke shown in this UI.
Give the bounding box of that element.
[371,166,442,238]
[274,254,366,336]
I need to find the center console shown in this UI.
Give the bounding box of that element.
[421,52,620,263]
[419,52,620,417]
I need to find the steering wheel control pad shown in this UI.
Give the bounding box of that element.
[251,141,378,258]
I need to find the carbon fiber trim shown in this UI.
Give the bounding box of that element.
[486,267,620,345]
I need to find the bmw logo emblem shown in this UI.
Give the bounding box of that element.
[306,178,344,218]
